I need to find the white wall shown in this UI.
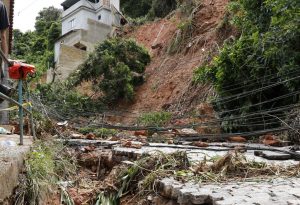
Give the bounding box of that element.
[96,8,112,25]
[110,0,120,10]
[62,8,96,35]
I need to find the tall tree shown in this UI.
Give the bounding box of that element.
[35,6,62,36]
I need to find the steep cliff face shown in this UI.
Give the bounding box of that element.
[119,0,232,116]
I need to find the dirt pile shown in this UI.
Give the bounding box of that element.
[120,0,231,116]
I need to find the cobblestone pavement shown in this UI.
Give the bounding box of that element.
[157,177,300,205]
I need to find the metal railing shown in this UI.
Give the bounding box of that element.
[0,85,36,145]
[0,50,36,145]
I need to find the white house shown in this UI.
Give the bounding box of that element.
[48,0,125,82]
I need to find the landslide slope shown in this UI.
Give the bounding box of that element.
[120,0,232,116]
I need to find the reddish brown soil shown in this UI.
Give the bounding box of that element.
[118,0,230,118]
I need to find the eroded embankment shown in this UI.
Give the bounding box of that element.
[118,0,232,117]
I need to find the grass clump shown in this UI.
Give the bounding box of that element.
[14,141,76,205]
[79,127,118,138]
[137,111,172,127]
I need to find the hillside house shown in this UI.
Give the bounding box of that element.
[48,0,125,82]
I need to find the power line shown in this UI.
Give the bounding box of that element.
[213,75,300,104]
[219,90,300,115]
[17,0,42,16]
[219,70,300,93]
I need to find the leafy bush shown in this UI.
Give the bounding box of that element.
[194,0,300,132]
[74,38,150,103]
[138,112,172,127]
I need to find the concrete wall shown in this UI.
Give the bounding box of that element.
[54,44,87,81]
[85,19,111,46]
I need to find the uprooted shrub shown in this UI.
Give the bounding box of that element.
[34,82,103,119]
[73,38,150,103]
[193,0,300,132]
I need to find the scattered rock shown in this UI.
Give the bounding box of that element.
[228,136,247,143]
[151,43,163,49]
[121,141,142,149]
[167,140,174,144]
[57,121,68,127]
[134,130,148,136]
[196,103,214,116]
[262,134,282,147]
[193,141,209,147]
[180,128,198,135]
[173,119,187,126]
[71,133,83,139]
[162,133,175,139]
[86,133,96,140]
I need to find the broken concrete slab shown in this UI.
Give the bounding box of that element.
[155,177,300,205]
[112,142,299,166]
[0,134,33,203]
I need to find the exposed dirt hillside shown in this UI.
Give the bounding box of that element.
[118,0,231,117]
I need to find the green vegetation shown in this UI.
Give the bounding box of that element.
[74,38,150,103]
[120,0,152,19]
[12,7,61,78]
[14,141,76,204]
[35,82,103,119]
[194,0,300,132]
[118,151,189,197]
[121,0,177,20]
[137,111,172,127]
[78,127,118,138]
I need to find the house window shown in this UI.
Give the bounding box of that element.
[98,15,102,20]
[69,19,76,30]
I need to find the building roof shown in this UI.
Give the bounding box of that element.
[62,0,99,10]
[61,0,80,10]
